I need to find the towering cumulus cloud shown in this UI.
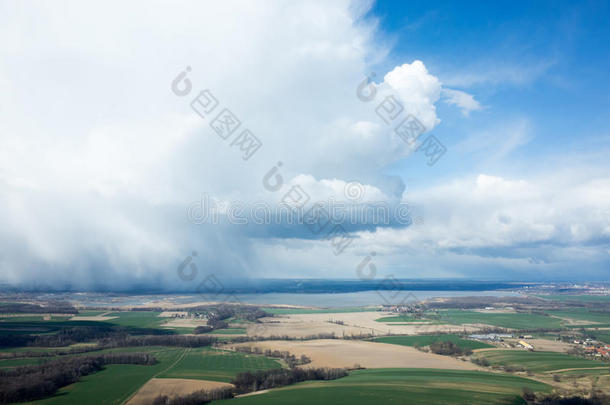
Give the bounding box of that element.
[0,1,447,290]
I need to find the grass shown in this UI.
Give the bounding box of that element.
[27,347,185,405]
[589,331,610,344]
[157,347,281,382]
[0,356,51,368]
[439,310,564,330]
[372,334,494,350]
[545,308,610,324]
[217,368,550,405]
[473,350,610,373]
[74,311,107,316]
[0,319,113,336]
[0,316,71,322]
[0,312,175,337]
[105,311,165,329]
[0,346,179,369]
[264,307,378,315]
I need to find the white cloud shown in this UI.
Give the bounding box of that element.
[441,88,481,116]
[352,168,610,279]
[0,0,451,289]
[381,61,442,126]
[442,59,555,88]
[456,118,531,161]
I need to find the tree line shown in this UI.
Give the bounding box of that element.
[100,334,216,348]
[231,367,348,394]
[0,344,104,360]
[0,301,78,314]
[231,346,311,368]
[152,387,234,405]
[428,341,473,356]
[0,353,156,404]
[0,327,216,349]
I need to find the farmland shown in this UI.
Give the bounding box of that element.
[374,314,428,323]
[156,347,281,382]
[263,307,378,315]
[216,368,550,405]
[3,292,610,404]
[439,310,564,329]
[545,308,610,324]
[105,311,166,329]
[27,347,185,405]
[472,350,610,373]
[371,334,494,350]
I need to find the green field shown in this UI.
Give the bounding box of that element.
[27,347,185,405]
[0,356,50,368]
[75,311,107,316]
[0,346,180,369]
[0,319,112,336]
[372,334,494,350]
[105,311,166,329]
[590,331,610,344]
[217,368,550,405]
[545,308,610,324]
[0,312,176,337]
[264,307,378,315]
[439,310,564,329]
[473,350,610,372]
[157,347,281,382]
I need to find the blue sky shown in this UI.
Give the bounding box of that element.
[0,0,609,290]
[366,0,610,280]
[372,0,610,184]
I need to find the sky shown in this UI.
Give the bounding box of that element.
[0,0,609,290]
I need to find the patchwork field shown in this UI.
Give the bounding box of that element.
[26,347,185,405]
[229,339,483,370]
[4,294,610,404]
[251,311,481,338]
[473,349,610,373]
[218,368,550,405]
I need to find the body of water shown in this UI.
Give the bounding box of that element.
[65,290,522,308]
